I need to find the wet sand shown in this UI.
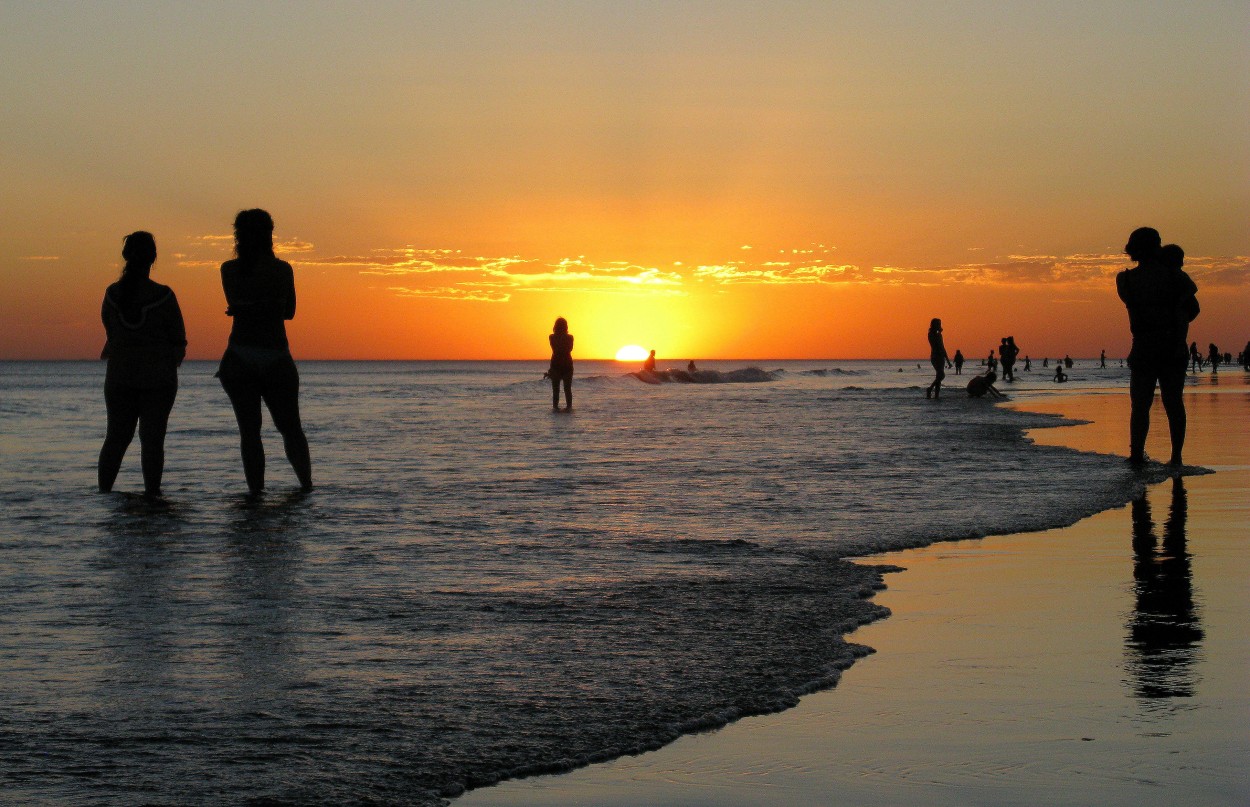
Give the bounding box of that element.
[458,376,1250,806]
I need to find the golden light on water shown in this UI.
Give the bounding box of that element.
[615,345,648,362]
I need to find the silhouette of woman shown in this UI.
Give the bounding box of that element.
[925,318,953,399]
[98,232,186,497]
[953,349,964,375]
[216,209,312,495]
[548,317,574,411]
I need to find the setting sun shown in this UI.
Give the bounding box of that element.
[615,345,648,362]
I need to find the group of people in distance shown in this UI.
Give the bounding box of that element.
[99,209,312,500]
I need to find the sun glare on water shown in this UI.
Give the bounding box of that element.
[615,345,648,362]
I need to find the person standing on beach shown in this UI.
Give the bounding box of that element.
[216,209,313,495]
[1207,343,1221,375]
[98,232,186,498]
[925,318,953,399]
[547,317,574,412]
[953,349,964,375]
[1116,227,1199,466]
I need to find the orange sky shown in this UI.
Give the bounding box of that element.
[1,2,1246,360]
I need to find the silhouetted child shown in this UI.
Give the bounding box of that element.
[966,370,1004,399]
[1054,366,1068,383]
[953,349,964,375]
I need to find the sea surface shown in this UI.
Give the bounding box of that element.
[0,359,1174,804]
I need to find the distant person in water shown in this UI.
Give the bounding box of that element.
[1042,357,1049,369]
[1053,366,1068,383]
[953,349,964,375]
[1024,355,1031,372]
[1207,343,1220,375]
[642,350,656,372]
[547,317,574,411]
[1101,349,1106,368]
[1188,341,1202,373]
[216,209,313,495]
[1116,227,1199,465]
[98,232,186,498]
[1064,355,1073,369]
[985,349,996,372]
[687,360,697,373]
[925,318,953,399]
[966,370,1004,399]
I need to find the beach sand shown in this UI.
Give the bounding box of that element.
[458,377,1250,806]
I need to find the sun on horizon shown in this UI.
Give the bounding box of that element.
[614,345,648,362]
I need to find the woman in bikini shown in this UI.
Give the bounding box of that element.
[217,209,312,495]
[98,231,186,497]
[548,317,574,411]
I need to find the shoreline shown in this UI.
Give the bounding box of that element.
[458,378,1250,806]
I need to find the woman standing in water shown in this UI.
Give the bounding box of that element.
[925,318,953,399]
[548,317,574,412]
[98,232,186,497]
[216,209,312,495]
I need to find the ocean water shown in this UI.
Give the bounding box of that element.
[0,358,1170,804]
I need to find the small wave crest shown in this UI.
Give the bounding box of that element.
[631,367,777,385]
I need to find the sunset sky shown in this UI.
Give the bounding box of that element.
[1,1,1246,360]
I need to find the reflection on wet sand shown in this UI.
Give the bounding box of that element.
[1126,477,1203,702]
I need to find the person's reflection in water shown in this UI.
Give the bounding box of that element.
[1126,477,1203,702]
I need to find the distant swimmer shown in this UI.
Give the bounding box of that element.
[642,350,656,372]
[1054,366,1068,383]
[98,231,187,498]
[688,360,697,373]
[1116,228,1199,465]
[953,349,965,375]
[547,317,574,411]
[966,370,1005,399]
[217,209,313,495]
[925,318,953,399]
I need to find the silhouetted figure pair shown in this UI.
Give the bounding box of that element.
[547,317,573,411]
[925,318,953,399]
[1116,228,1199,466]
[217,209,313,495]
[98,232,187,498]
[1000,336,1019,382]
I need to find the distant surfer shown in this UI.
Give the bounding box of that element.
[547,317,574,412]
[98,231,186,499]
[642,350,656,373]
[966,370,1004,399]
[925,318,953,399]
